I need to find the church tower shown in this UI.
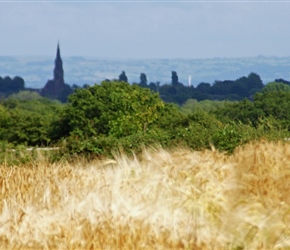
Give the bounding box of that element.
[53,43,64,84]
[41,43,72,102]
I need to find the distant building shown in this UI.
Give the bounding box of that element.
[41,43,72,102]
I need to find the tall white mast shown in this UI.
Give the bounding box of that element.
[188,75,192,87]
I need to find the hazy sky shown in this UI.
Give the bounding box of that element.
[1,0,290,59]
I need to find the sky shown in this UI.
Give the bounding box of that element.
[1,0,290,59]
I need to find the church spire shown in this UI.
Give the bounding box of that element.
[41,42,72,102]
[53,42,64,83]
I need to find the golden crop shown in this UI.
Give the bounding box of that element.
[0,140,290,249]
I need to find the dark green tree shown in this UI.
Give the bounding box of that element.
[12,76,25,92]
[247,72,264,90]
[171,71,179,86]
[0,76,25,96]
[274,78,290,85]
[139,73,148,87]
[119,71,128,83]
[196,82,211,94]
[149,82,158,92]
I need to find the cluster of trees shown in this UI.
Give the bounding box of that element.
[0,80,289,160]
[0,74,76,103]
[117,71,264,105]
[0,70,268,106]
[0,76,25,97]
[195,72,264,100]
[0,91,62,146]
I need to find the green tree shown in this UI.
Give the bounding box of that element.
[196,82,211,94]
[171,71,179,86]
[262,81,290,93]
[213,99,263,126]
[9,90,43,101]
[180,99,231,114]
[247,72,264,90]
[254,91,290,123]
[139,73,148,87]
[0,76,25,96]
[119,71,128,83]
[0,94,63,145]
[60,81,165,140]
[12,76,25,92]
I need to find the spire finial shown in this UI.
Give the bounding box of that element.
[56,42,61,59]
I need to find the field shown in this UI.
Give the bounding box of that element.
[0,140,290,249]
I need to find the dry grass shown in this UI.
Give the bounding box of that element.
[0,140,290,249]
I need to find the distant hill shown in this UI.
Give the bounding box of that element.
[0,56,290,88]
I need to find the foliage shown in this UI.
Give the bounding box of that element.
[139,73,148,87]
[2,72,290,158]
[213,89,290,130]
[119,71,128,82]
[213,99,263,126]
[0,95,63,146]
[212,122,254,153]
[0,76,25,97]
[254,91,290,128]
[146,72,265,105]
[171,71,179,86]
[8,90,43,101]
[262,81,290,93]
[58,84,250,156]
[171,111,222,150]
[0,141,60,166]
[57,81,166,153]
[180,99,232,114]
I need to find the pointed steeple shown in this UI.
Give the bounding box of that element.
[41,42,72,102]
[53,42,64,83]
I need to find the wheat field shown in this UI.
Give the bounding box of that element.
[0,140,290,249]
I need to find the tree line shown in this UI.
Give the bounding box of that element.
[0,76,25,97]
[115,71,265,105]
[0,70,267,105]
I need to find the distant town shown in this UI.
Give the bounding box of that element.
[1,48,290,90]
[1,44,290,104]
